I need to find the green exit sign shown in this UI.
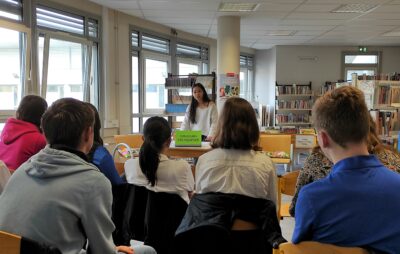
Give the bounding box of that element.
[359,46,367,52]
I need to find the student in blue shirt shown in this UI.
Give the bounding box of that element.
[292,86,400,254]
[87,103,124,185]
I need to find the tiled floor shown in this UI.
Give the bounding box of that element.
[280,194,295,241]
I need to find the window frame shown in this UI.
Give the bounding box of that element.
[239,54,254,101]
[341,51,381,81]
[0,19,31,118]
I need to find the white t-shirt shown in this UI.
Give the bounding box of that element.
[180,102,218,137]
[195,148,278,206]
[124,154,194,203]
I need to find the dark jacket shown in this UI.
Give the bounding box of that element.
[175,193,286,254]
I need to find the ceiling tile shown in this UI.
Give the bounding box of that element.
[286,12,363,20]
[139,1,219,11]
[143,10,215,18]
[119,9,144,18]
[256,3,299,12]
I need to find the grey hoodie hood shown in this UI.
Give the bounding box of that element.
[25,145,99,178]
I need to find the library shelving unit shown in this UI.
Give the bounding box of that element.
[357,78,400,137]
[275,81,313,129]
[165,72,216,128]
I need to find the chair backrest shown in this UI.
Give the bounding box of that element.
[144,191,188,254]
[277,170,300,219]
[0,230,20,254]
[114,134,144,149]
[125,184,149,242]
[259,135,292,154]
[0,230,62,254]
[273,241,370,254]
[0,160,11,194]
[279,170,299,196]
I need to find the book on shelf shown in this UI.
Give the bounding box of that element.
[259,104,271,127]
[299,128,316,135]
[281,126,297,134]
[370,110,400,136]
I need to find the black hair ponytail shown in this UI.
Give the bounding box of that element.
[139,117,171,186]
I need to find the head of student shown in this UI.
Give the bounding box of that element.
[212,97,260,150]
[86,103,104,161]
[189,83,211,123]
[41,98,95,154]
[312,86,370,162]
[139,116,171,186]
[16,95,48,130]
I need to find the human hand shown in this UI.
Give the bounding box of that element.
[205,136,213,141]
[116,245,134,254]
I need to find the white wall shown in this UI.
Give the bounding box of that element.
[255,45,400,108]
[276,45,400,91]
[254,47,276,107]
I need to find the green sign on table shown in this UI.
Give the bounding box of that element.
[175,130,202,147]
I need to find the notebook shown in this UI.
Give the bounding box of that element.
[175,130,202,147]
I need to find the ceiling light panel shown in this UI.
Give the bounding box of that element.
[331,4,378,13]
[218,3,259,12]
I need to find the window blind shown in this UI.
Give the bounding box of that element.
[0,0,22,21]
[36,6,84,35]
[131,31,139,48]
[142,34,169,54]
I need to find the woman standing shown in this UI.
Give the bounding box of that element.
[181,83,218,141]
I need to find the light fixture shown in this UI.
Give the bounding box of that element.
[331,4,377,13]
[265,31,297,36]
[218,3,259,12]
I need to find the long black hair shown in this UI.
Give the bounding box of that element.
[87,103,103,161]
[189,83,211,124]
[139,117,171,186]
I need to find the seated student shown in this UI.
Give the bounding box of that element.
[0,95,47,171]
[192,97,282,253]
[0,98,155,254]
[181,83,218,141]
[289,115,400,216]
[292,86,400,254]
[87,103,124,185]
[196,97,277,204]
[125,116,194,203]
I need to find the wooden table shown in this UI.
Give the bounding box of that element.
[164,141,212,158]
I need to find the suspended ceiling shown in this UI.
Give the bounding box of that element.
[89,0,400,49]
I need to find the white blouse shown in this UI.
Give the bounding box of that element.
[180,102,218,137]
[195,148,278,206]
[124,154,194,203]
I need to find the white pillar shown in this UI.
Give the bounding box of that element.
[217,16,240,110]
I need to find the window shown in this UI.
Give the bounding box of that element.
[0,27,26,110]
[240,55,254,101]
[130,28,209,132]
[343,52,380,81]
[37,5,100,105]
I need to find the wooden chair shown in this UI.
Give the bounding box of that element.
[277,170,299,219]
[114,134,143,148]
[273,241,369,254]
[259,134,293,171]
[0,230,20,254]
[0,230,61,254]
[0,160,11,194]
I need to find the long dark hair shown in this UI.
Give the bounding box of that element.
[212,97,260,151]
[139,117,171,186]
[87,103,103,161]
[189,83,211,124]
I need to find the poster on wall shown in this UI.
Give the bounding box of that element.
[218,73,240,98]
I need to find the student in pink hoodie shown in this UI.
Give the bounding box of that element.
[0,95,48,171]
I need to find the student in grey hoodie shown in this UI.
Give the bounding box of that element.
[0,98,154,254]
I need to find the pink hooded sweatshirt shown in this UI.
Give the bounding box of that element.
[0,118,46,170]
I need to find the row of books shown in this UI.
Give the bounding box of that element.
[275,113,310,124]
[276,100,311,109]
[276,85,311,95]
[370,110,400,136]
[320,81,351,95]
[259,104,271,127]
[375,85,400,107]
[357,73,400,81]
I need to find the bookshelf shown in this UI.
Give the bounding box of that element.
[275,81,313,128]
